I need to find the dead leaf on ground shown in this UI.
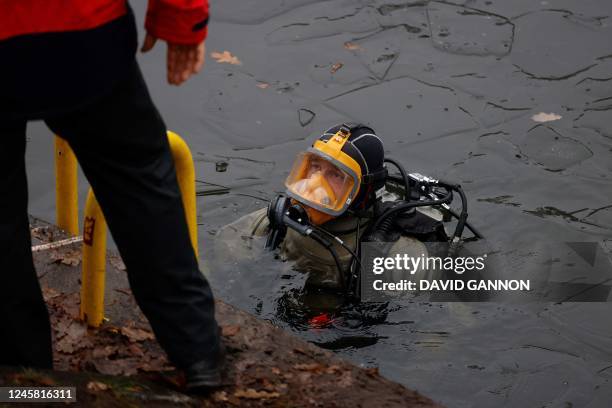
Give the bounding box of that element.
[31,226,53,242]
[222,324,240,337]
[8,371,56,386]
[271,367,281,375]
[42,287,61,301]
[93,358,139,376]
[109,255,126,271]
[256,82,270,89]
[127,343,144,357]
[234,388,280,400]
[343,41,362,51]
[325,365,342,374]
[139,356,174,373]
[330,62,344,74]
[365,367,379,377]
[92,345,118,359]
[86,381,110,392]
[531,112,562,123]
[49,249,81,266]
[294,363,325,373]
[56,321,88,354]
[297,372,312,383]
[120,325,155,342]
[32,375,56,386]
[211,50,242,65]
[213,391,229,402]
[337,370,354,388]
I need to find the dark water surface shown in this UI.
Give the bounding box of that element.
[25,1,612,406]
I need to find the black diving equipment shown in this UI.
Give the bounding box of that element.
[265,157,484,298]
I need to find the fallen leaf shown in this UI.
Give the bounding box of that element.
[234,388,280,400]
[42,287,61,301]
[120,326,155,342]
[86,381,109,392]
[140,356,174,373]
[271,367,281,375]
[49,248,81,266]
[337,370,354,388]
[34,376,57,386]
[256,82,270,89]
[31,226,53,242]
[56,321,88,354]
[222,324,240,337]
[297,372,312,383]
[365,367,379,377]
[211,50,242,65]
[92,345,118,359]
[109,255,126,271]
[531,112,562,123]
[8,371,56,386]
[213,391,229,402]
[330,62,344,74]
[343,41,362,51]
[294,363,325,373]
[93,358,140,376]
[235,359,256,372]
[127,343,144,357]
[325,365,342,374]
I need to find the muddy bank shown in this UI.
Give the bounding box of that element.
[19,217,438,407]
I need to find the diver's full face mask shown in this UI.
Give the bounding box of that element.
[285,130,362,225]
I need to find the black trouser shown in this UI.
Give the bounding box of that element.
[0,60,220,370]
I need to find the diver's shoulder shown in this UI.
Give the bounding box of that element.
[216,207,270,238]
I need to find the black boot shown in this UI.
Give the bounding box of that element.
[184,339,226,393]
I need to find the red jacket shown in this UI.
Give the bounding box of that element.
[0,0,209,44]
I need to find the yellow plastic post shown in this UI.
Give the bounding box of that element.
[167,131,199,257]
[80,189,107,328]
[54,136,79,235]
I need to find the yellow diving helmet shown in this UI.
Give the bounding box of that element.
[285,123,385,225]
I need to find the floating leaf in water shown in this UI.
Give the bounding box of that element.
[330,62,344,74]
[211,50,242,65]
[344,41,362,51]
[531,112,562,122]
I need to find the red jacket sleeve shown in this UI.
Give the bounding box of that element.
[145,0,209,45]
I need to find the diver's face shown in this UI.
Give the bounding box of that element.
[306,158,346,198]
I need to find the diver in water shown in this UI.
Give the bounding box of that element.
[215,122,484,306]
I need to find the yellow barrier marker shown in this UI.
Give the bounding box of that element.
[54,136,79,235]
[168,131,199,257]
[80,190,107,327]
[78,131,197,327]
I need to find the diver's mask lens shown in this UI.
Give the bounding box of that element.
[285,152,357,216]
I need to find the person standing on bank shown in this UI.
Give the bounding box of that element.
[0,0,223,391]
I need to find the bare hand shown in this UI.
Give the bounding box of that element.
[141,34,206,86]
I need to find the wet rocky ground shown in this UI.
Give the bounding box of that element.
[23,0,612,407]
